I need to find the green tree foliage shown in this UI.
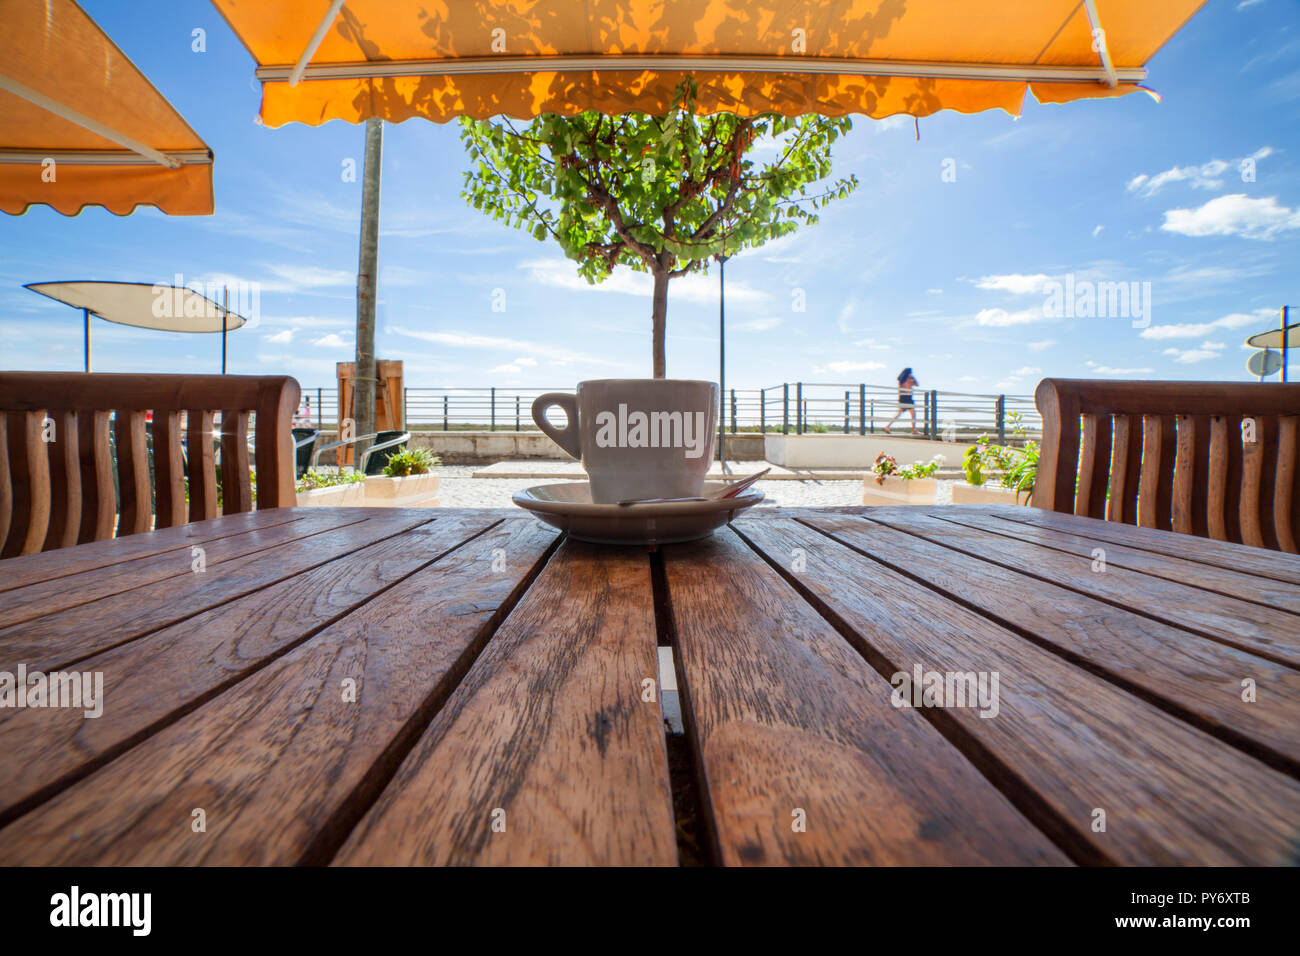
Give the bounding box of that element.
[459,82,857,377]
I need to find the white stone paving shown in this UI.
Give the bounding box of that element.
[433,464,869,508]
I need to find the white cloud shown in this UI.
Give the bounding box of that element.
[1085,361,1154,375]
[926,288,943,295]
[311,333,351,348]
[491,363,522,374]
[1092,225,1104,238]
[389,324,625,367]
[1127,148,1272,197]
[873,115,913,134]
[1027,339,1057,351]
[974,273,1053,295]
[1161,194,1300,239]
[1237,0,1265,9]
[263,329,295,344]
[522,257,768,305]
[1163,342,1227,363]
[1140,308,1275,340]
[514,356,538,366]
[735,317,782,332]
[816,360,886,374]
[266,264,354,290]
[1012,366,1042,376]
[852,337,891,349]
[976,306,1045,327]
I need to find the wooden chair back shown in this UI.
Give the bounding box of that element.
[0,373,300,557]
[1035,378,1300,553]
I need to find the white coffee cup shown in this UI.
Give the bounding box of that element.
[532,379,718,504]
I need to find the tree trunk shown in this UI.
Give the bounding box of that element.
[651,269,668,379]
[355,117,383,465]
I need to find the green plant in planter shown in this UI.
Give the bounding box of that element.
[381,448,440,478]
[296,469,367,494]
[873,453,944,485]
[961,412,1038,503]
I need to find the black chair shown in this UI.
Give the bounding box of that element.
[292,427,318,479]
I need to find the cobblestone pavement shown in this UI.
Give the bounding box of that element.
[434,464,871,508]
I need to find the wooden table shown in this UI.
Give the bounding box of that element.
[0,504,1297,866]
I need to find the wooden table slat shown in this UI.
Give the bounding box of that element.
[0,510,370,629]
[335,540,679,866]
[662,529,1069,866]
[0,513,506,826]
[785,512,1300,773]
[863,508,1300,668]
[0,518,558,865]
[732,516,1300,865]
[0,513,437,672]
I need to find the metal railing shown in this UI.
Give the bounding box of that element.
[299,383,1040,442]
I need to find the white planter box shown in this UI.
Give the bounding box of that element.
[767,433,970,469]
[296,482,366,507]
[951,482,1029,506]
[363,473,441,508]
[861,476,938,506]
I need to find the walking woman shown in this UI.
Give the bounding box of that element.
[884,367,919,435]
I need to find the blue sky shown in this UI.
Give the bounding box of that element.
[2,0,1298,396]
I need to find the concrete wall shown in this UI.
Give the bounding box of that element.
[311,430,765,464]
[765,433,973,469]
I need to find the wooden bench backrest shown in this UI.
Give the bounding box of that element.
[0,373,300,557]
[1035,378,1300,553]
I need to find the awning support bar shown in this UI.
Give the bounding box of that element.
[1082,0,1119,88]
[259,55,1146,85]
[289,0,349,87]
[0,73,180,168]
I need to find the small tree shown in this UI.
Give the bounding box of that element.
[459,81,857,378]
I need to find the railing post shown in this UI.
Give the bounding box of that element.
[843,390,850,433]
[996,394,1006,444]
[490,387,496,432]
[442,395,448,432]
[402,386,407,430]
[859,384,866,435]
[515,395,521,431]
[782,383,789,434]
[930,390,938,440]
[730,389,736,434]
[870,399,875,433]
[796,382,803,435]
[760,389,766,434]
[316,387,322,428]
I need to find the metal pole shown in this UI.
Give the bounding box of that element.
[221,286,228,374]
[1283,306,1290,384]
[796,382,803,434]
[859,384,865,435]
[354,117,383,461]
[718,254,729,464]
[782,383,789,434]
[996,395,1006,443]
[83,308,90,372]
[316,387,323,428]
[490,387,496,431]
[730,389,737,434]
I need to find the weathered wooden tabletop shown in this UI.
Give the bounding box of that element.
[0,503,1297,866]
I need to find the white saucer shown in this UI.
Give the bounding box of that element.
[513,482,764,545]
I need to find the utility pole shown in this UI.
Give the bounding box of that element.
[717,253,730,470]
[354,117,383,463]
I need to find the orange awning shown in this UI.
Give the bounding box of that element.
[214,0,1208,127]
[0,0,214,216]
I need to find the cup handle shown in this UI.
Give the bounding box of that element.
[531,392,581,460]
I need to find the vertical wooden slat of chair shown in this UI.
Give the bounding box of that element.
[1076,413,1112,519]
[1106,414,1132,523]
[1239,414,1278,551]
[1171,414,1196,536]
[1207,415,1230,541]
[1032,379,1080,513]
[1151,413,1178,533]
[1224,414,1245,544]
[152,410,188,530]
[187,410,218,522]
[43,409,81,552]
[220,409,252,515]
[1137,415,1164,529]
[254,376,300,510]
[3,410,52,558]
[0,412,11,553]
[114,410,151,537]
[1275,416,1298,554]
[77,410,116,544]
[1186,414,1212,538]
